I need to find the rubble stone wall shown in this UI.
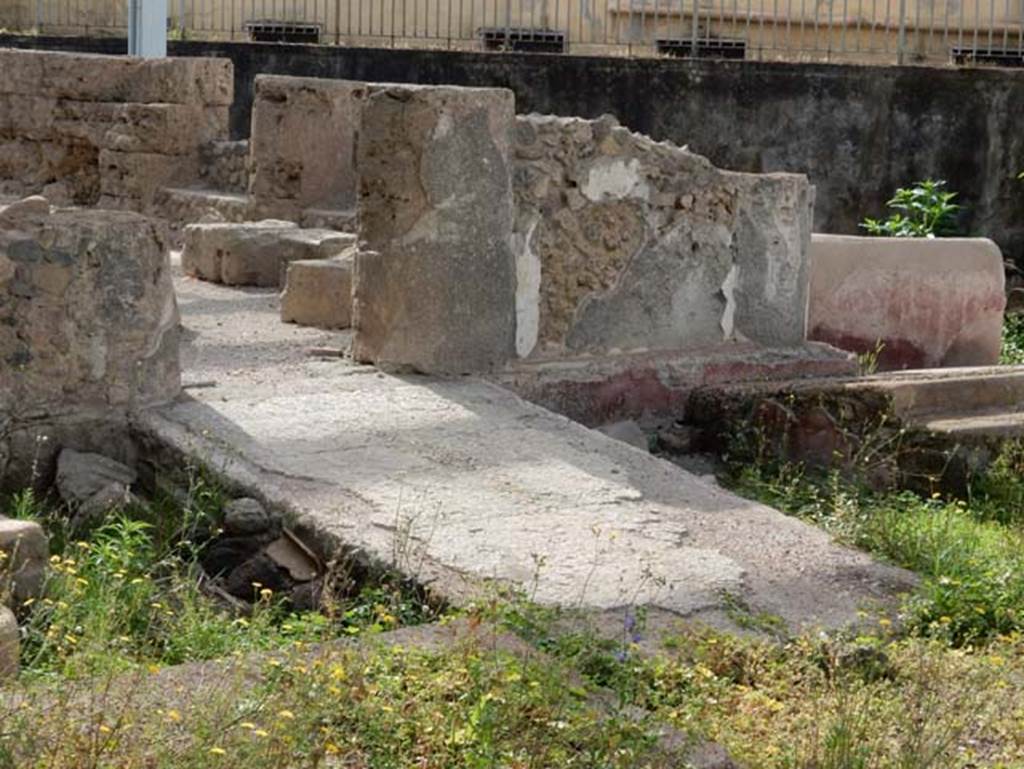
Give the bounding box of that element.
[0,200,181,489]
[512,114,814,360]
[0,48,232,210]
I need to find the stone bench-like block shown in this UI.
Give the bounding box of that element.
[182,220,355,287]
[352,83,517,374]
[281,253,356,329]
[808,234,1006,370]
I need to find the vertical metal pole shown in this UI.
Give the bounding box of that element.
[35,0,42,31]
[895,0,906,63]
[690,0,698,55]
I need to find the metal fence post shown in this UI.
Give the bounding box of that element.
[896,0,907,63]
[35,0,43,31]
[690,0,699,56]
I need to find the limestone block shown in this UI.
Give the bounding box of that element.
[0,208,181,417]
[248,75,366,210]
[99,149,200,209]
[808,234,1006,369]
[0,517,48,603]
[512,114,812,359]
[0,195,50,228]
[281,253,355,329]
[352,83,518,374]
[181,220,355,287]
[0,607,18,681]
[0,94,60,141]
[37,51,233,106]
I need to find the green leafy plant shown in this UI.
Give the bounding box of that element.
[861,180,961,238]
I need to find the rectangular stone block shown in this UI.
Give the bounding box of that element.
[182,220,355,287]
[248,75,366,211]
[38,51,233,105]
[0,206,180,421]
[0,94,59,141]
[102,104,230,154]
[281,254,355,329]
[0,49,45,97]
[99,149,199,209]
[352,83,518,374]
[808,234,1006,369]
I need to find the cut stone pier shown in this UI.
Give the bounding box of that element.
[0,201,179,488]
[281,252,356,329]
[182,220,355,287]
[352,83,518,374]
[248,75,365,220]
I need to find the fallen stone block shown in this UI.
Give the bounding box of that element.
[0,606,18,680]
[182,220,355,287]
[352,83,518,374]
[281,254,355,329]
[808,234,1006,370]
[55,449,138,522]
[0,517,48,603]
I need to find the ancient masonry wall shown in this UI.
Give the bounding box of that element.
[0,199,181,490]
[0,48,232,210]
[512,114,813,360]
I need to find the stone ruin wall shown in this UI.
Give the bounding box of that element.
[0,49,232,210]
[512,113,813,361]
[0,200,181,491]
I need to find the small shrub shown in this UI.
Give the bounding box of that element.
[861,180,961,238]
[1000,313,1024,365]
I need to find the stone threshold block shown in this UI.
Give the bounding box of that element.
[281,250,359,330]
[182,220,356,287]
[808,234,1006,370]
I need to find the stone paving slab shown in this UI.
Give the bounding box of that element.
[141,258,916,633]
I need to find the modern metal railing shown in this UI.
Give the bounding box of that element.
[3,0,1023,65]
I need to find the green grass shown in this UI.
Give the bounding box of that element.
[4,483,437,680]
[724,446,1024,646]
[1000,314,1024,365]
[9,455,1024,768]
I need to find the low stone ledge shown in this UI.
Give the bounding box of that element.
[808,234,1006,370]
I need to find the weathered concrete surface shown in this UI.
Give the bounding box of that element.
[281,253,355,329]
[809,234,1006,370]
[513,114,814,359]
[0,204,179,488]
[0,48,231,209]
[248,75,365,219]
[352,83,518,374]
[182,220,355,287]
[139,256,915,632]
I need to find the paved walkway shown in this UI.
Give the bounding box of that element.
[138,257,916,632]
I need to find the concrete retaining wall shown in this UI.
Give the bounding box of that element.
[808,234,1006,370]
